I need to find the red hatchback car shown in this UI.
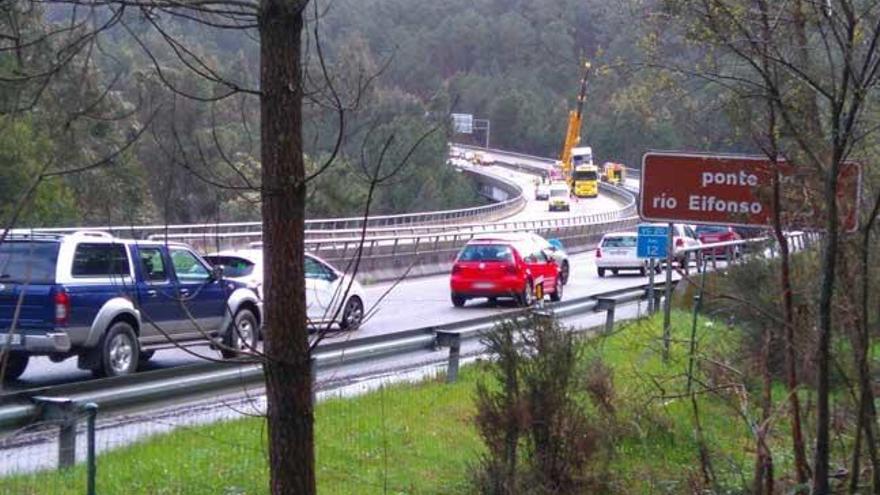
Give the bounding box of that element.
[695,225,742,257]
[450,234,562,307]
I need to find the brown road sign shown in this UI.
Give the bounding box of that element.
[640,152,861,231]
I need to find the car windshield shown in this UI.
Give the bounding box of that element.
[457,244,514,262]
[203,255,255,278]
[0,241,59,284]
[602,236,637,248]
[695,225,728,234]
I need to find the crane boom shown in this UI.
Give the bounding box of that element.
[559,61,591,182]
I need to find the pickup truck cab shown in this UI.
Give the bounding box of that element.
[0,231,262,379]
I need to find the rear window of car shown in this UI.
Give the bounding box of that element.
[204,256,255,278]
[72,243,130,278]
[601,236,637,248]
[0,241,59,284]
[550,188,568,197]
[695,225,728,234]
[457,244,514,262]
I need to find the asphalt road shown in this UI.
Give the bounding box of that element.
[6,163,640,389]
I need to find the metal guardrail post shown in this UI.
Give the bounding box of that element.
[595,298,617,334]
[435,331,461,383]
[32,397,81,469]
[84,402,98,495]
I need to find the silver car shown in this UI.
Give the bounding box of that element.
[204,249,366,331]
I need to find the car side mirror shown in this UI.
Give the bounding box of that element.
[210,265,224,281]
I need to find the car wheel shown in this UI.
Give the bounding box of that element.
[451,294,467,307]
[137,350,156,369]
[655,264,663,274]
[518,280,535,307]
[488,297,498,305]
[2,352,29,381]
[597,267,605,278]
[339,296,364,331]
[222,309,258,359]
[639,266,647,277]
[560,261,570,285]
[94,321,139,378]
[550,277,563,302]
[612,269,619,276]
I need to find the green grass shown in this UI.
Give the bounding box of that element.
[0,310,812,494]
[0,370,484,494]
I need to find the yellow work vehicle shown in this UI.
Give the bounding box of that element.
[572,162,599,198]
[602,162,625,185]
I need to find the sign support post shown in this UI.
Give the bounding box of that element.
[648,259,655,313]
[663,222,673,362]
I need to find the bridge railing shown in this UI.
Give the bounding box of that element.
[22,165,526,240]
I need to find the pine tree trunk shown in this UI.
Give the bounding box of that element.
[259,2,314,494]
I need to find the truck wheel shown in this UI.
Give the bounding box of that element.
[560,261,570,285]
[94,321,139,377]
[222,309,257,359]
[2,352,29,381]
[451,294,467,307]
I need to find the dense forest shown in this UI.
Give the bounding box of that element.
[1,0,742,227]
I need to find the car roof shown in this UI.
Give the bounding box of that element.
[205,248,263,262]
[469,232,532,243]
[602,231,638,238]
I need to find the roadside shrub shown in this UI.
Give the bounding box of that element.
[470,313,610,494]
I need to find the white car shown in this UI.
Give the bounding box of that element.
[596,232,652,277]
[548,181,571,211]
[639,223,703,266]
[203,249,366,330]
[535,182,550,200]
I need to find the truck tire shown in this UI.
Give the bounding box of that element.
[2,352,29,381]
[94,321,139,378]
[222,309,257,359]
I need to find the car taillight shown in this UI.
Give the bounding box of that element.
[54,291,70,325]
[452,264,462,274]
[675,238,684,247]
[595,247,602,258]
[505,264,518,275]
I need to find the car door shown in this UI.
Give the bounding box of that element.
[305,255,341,324]
[134,245,183,345]
[169,247,226,339]
[520,243,554,294]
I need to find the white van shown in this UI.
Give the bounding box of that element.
[548,182,571,211]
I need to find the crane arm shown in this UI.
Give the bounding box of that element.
[559,61,591,181]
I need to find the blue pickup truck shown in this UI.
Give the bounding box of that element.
[0,231,262,379]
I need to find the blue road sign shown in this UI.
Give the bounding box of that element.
[637,224,668,258]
